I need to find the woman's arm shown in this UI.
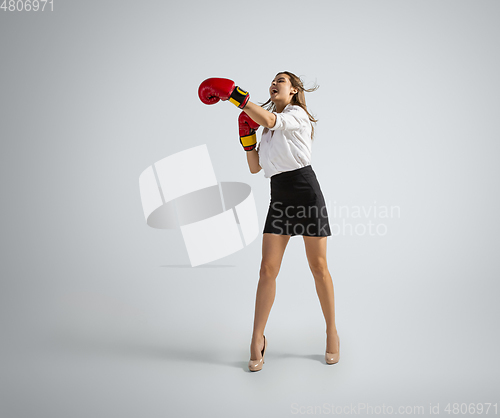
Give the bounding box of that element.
[243,101,276,129]
[246,148,262,174]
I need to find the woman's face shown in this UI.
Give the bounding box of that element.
[269,74,298,103]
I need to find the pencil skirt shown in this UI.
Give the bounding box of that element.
[263,165,331,237]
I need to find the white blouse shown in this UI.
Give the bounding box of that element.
[257,104,313,178]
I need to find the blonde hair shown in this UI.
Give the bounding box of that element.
[259,71,319,140]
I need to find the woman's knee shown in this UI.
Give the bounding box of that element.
[309,260,329,279]
[259,261,280,280]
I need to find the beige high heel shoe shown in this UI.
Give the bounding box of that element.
[325,336,340,365]
[248,335,267,372]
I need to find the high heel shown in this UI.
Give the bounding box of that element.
[248,335,267,372]
[325,336,340,365]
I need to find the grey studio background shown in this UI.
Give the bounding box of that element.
[1,0,499,417]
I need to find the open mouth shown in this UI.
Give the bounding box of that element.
[271,89,278,95]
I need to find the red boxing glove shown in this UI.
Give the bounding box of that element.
[238,111,260,151]
[198,78,250,109]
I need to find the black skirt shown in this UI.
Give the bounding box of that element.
[263,165,331,237]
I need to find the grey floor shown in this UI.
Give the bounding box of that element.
[2,233,499,417]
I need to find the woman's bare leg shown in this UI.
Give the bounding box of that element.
[250,233,291,360]
[303,236,339,353]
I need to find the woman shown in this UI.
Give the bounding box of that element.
[198,72,340,372]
